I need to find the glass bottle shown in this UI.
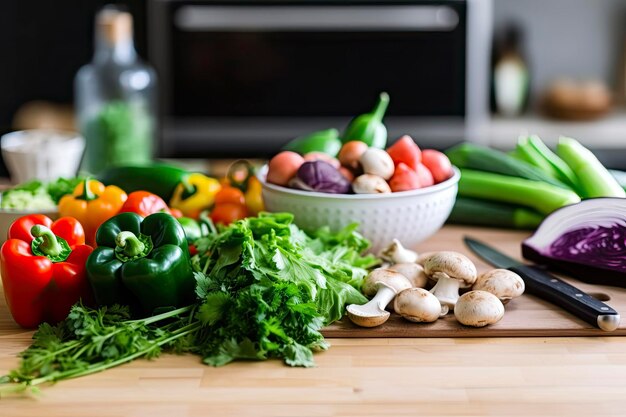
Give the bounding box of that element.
[75,6,156,174]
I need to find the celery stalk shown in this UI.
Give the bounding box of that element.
[609,169,626,191]
[458,169,581,215]
[556,137,625,198]
[445,143,569,189]
[448,197,544,229]
[527,135,580,191]
[515,136,562,181]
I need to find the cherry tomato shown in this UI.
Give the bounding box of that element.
[386,135,422,171]
[416,163,434,187]
[421,149,453,183]
[389,163,421,192]
[210,203,248,225]
[215,186,245,205]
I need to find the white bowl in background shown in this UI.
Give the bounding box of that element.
[257,165,460,254]
[1,129,85,184]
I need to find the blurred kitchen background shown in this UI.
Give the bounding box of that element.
[2,0,626,178]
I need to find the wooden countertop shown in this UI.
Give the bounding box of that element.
[2,225,626,416]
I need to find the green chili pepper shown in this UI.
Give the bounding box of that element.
[283,128,342,156]
[86,212,195,317]
[342,92,390,149]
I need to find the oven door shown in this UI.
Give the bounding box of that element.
[149,1,491,157]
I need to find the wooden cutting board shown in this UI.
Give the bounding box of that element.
[322,226,626,338]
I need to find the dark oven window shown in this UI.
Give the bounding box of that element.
[168,2,467,118]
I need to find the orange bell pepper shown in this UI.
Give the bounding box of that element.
[58,179,127,245]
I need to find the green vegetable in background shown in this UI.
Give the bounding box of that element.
[342,92,390,148]
[283,128,342,156]
[97,164,190,201]
[514,136,563,182]
[609,169,626,191]
[445,143,569,189]
[458,169,581,215]
[557,137,626,198]
[448,197,544,230]
[0,177,84,210]
[524,135,580,191]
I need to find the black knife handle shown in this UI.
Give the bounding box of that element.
[509,265,620,332]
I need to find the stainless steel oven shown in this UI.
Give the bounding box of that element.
[148,0,492,157]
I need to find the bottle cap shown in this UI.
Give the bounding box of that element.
[97,8,133,45]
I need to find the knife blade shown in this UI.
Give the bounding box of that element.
[464,236,620,332]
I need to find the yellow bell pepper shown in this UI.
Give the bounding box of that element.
[245,176,264,216]
[58,179,128,246]
[169,173,221,219]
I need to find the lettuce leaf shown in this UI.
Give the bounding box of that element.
[191,212,377,367]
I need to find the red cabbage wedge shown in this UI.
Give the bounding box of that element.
[522,198,626,287]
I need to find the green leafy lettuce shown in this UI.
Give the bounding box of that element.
[190,212,377,367]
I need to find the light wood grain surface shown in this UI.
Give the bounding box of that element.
[2,226,626,417]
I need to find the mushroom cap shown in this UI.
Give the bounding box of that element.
[473,269,525,303]
[361,269,412,297]
[346,305,391,327]
[393,288,441,323]
[388,263,428,289]
[454,290,505,327]
[422,251,477,288]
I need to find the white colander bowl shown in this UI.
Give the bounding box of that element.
[257,165,460,254]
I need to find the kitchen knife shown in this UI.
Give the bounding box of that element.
[464,236,620,332]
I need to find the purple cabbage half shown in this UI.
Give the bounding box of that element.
[522,197,626,287]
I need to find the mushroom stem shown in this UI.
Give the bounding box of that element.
[346,282,401,327]
[429,272,461,312]
[349,283,397,316]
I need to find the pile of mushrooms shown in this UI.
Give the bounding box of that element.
[346,240,525,328]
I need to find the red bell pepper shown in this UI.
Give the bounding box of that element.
[1,215,94,328]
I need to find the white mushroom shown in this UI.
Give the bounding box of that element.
[359,148,395,180]
[454,290,505,327]
[352,174,391,194]
[388,263,428,288]
[416,251,436,266]
[473,269,525,304]
[347,269,412,327]
[393,288,441,323]
[380,239,418,264]
[423,251,477,313]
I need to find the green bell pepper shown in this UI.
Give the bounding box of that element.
[283,128,342,156]
[342,92,390,148]
[86,212,196,316]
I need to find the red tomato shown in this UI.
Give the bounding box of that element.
[421,149,453,183]
[389,163,421,192]
[416,163,434,187]
[210,203,248,225]
[386,135,422,171]
[119,191,170,218]
[215,187,245,205]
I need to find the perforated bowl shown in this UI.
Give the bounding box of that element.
[257,165,460,253]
